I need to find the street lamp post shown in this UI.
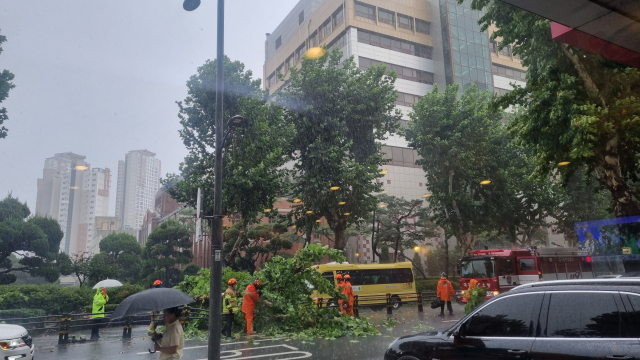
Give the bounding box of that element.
[183,0,227,359]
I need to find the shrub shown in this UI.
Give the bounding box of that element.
[0,284,143,315]
[0,308,46,319]
[416,277,460,292]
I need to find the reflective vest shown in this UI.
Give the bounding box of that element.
[92,289,108,318]
[222,287,239,314]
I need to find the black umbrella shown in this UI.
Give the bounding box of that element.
[110,288,194,320]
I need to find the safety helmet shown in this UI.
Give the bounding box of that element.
[153,280,162,287]
[228,278,237,285]
[336,274,343,280]
[344,274,351,280]
[254,279,262,287]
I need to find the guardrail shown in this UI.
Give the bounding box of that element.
[0,306,208,345]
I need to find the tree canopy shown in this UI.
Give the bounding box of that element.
[98,232,143,282]
[141,220,193,287]
[0,195,70,284]
[276,47,402,250]
[468,0,640,217]
[0,30,15,139]
[167,56,293,266]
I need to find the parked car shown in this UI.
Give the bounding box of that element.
[0,324,34,360]
[384,279,640,360]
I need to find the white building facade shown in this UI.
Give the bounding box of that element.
[115,149,161,232]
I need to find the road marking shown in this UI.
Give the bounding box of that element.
[136,338,281,355]
[196,344,311,360]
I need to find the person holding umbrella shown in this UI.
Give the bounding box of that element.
[153,307,184,359]
[109,287,194,354]
[91,287,108,340]
[149,280,164,337]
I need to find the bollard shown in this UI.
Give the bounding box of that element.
[417,292,423,313]
[122,316,132,339]
[181,308,191,326]
[386,293,392,315]
[354,295,359,318]
[58,315,70,345]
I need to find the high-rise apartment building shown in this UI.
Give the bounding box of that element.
[115,150,161,231]
[35,153,110,255]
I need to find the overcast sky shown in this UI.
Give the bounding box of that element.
[0,0,298,215]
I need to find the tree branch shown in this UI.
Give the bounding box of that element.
[560,43,605,107]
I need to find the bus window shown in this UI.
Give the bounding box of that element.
[322,271,334,283]
[393,268,414,283]
[498,258,514,275]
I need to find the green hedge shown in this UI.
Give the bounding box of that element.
[416,277,461,292]
[0,284,143,315]
[0,308,47,319]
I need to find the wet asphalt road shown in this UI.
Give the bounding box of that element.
[33,303,464,360]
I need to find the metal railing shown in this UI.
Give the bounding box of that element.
[316,291,448,317]
[0,306,208,345]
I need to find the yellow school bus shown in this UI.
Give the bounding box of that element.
[310,262,416,310]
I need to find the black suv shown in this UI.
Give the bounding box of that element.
[384,279,640,360]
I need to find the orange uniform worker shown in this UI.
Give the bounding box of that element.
[242,280,261,334]
[336,274,347,315]
[343,274,355,316]
[437,272,455,316]
[241,280,272,334]
[465,278,478,301]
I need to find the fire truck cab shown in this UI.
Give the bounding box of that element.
[457,247,593,302]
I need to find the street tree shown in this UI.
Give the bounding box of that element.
[0,30,15,139]
[141,220,193,287]
[69,252,91,287]
[277,47,402,251]
[0,195,71,285]
[87,252,119,285]
[554,167,614,246]
[469,0,640,217]
[166,56,293,266]
[405,83,502,258]
[98,233,143,282]
[412,251,426,279]
[373,194,434,263]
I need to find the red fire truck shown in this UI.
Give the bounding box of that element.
[457,247,594,302]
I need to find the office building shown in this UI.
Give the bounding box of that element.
[35,153,110,255]
[89,216,136,255]
[115,150,161,231]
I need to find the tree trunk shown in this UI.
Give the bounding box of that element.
[592,138,640,217]
[443,237,450,276]
[332,218,348,250]
[225,220,248,265]
[393,225,401,263]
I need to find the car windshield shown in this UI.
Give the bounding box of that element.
[461,259,496,278]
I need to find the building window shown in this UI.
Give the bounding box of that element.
[398,14,413,30]
[491,64,526,81]
[333,5,344,27]
[275,36,281,50]
[396,92,421,107]
[267,73,276,87]
[329,33,346,50]
[284,55,292,72]
[309,31,318,47]
[299,10,304,25]
[499,44,512,56]
[355,1,375,20]
[490,40,498,53]
[359,57,434,84]
[378,8,395,26]
[321,20,332,39]
[294,43,305,63]
[380,145,421,168]
[416,19,431,35]
[357,30,433,59]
